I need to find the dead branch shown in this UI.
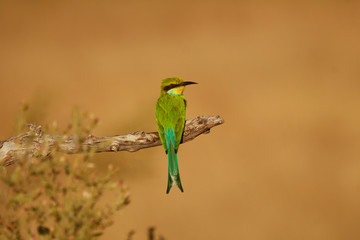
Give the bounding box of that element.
[0,116,224,167]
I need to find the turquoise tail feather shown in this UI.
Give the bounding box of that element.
[165,128,184,194]
[166,144,183,193]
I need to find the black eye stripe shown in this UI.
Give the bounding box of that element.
[164,84,180,91]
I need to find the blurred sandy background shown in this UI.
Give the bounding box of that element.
[1,0,360,239]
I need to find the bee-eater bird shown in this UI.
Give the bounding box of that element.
[155,77,197,194]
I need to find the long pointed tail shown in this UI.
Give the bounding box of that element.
[166,142,184,194]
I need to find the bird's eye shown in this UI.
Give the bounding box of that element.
[170,84,175,87]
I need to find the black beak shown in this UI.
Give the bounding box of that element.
[181,81,198,86]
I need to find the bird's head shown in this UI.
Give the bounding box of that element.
[160,77,197,96]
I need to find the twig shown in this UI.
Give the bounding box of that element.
[0,116,224,167]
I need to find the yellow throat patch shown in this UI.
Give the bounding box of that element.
[168,86,185,95]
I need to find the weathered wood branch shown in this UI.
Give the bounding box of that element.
[0,116,224,167]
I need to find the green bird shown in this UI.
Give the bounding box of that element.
[155,77,197,194]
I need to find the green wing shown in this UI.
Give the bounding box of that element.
[155,94,186,151]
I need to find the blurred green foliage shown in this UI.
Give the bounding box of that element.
[0,107,130,239]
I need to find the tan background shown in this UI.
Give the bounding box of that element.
[1,1,360,239]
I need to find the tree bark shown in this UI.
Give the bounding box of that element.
[0,116,224,167]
